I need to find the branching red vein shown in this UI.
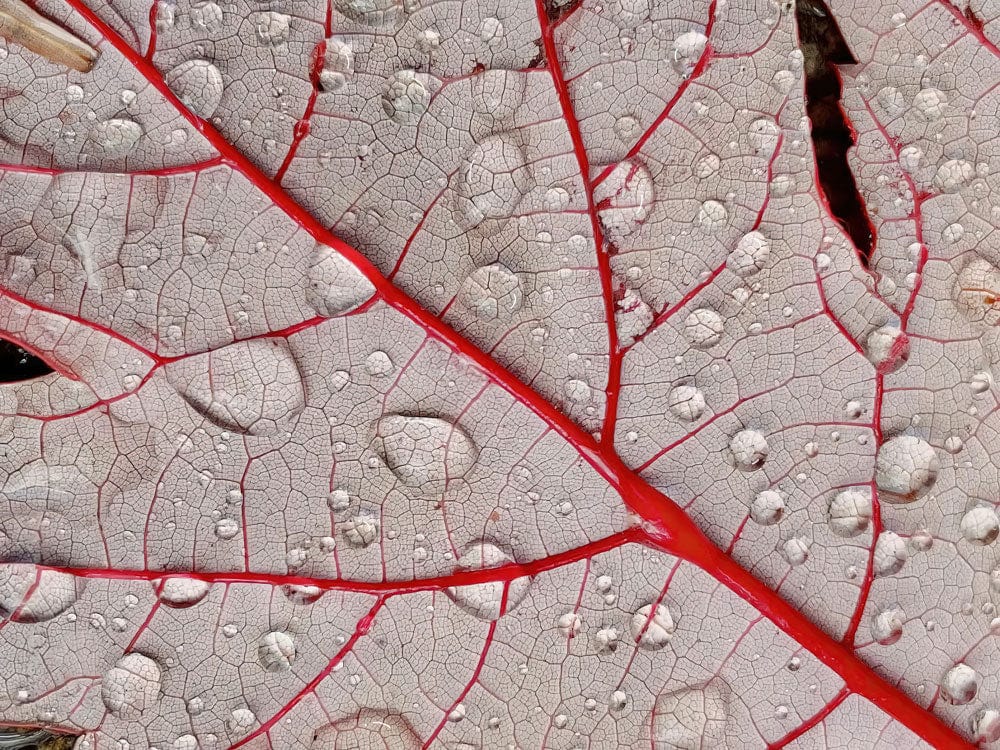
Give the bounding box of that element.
[36,3,978,747]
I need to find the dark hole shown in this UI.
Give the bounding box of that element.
[542,0,581,23]
[796,0,875,266]
[0,339,54,383]
[0,728,77,749]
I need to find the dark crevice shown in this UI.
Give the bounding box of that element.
[0,338,54,383]
[542,0,582,23]
[0,728,77,749]
[796,0,876,266]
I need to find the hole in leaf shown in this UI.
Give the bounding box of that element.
[0,339,54,383]
[796,0,875,266]
[0,728,77,749]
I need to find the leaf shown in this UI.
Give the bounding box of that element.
[0,0,993,747]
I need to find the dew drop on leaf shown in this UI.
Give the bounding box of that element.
[750,490,785,525]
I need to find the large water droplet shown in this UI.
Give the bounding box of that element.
[596,159,654,242]
[0,564,80,623]
[955,256,1000,324]
[101,654,162,718]
[871,606,904,645]
[157,577,210,608]
[684,308,724,349]
[164,60,225,119]
[961,506,1000,546]
[827,488,872,537]
[372,415,478,493]
[455,134,530,228]
[667,384,705,421]
[672,31,708,78]
[629,603,677,649]
[313,711,421,749]
[445,541,531,620]
[458,264,523,320]
[875,435,939,503]
[306,244,375,317]
[873,531,907,577]
[382,69,430,124]
[729,429,769,471]
[165,339,305,435]
[941,663,978,705]
[750,490,785,525]
[728,231,770,276]
[652,683,730,747]
[89,119,143,157]
[258,630,296,672]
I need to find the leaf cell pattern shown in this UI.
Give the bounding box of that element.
[0,0,997,747]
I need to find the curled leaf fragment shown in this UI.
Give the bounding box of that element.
[0,0,98,72]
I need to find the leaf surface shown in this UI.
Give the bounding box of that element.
[0,0,994,747]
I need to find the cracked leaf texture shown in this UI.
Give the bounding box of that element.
[0,0,996,747]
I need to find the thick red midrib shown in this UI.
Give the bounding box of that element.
[52,4,976,747]
[533,0,621,445]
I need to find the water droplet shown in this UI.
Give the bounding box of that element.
[629,603,677,649]
[695,200,728,234]
[101,654,161,718]
[306,244,375,316]
[910,528,933,551]
[479,16,504,42]
[365,350,395,377]
[750,490,784,525]
[728,231,770,276]
[254,11,290,45]
[876,435,939,503]
[684,308,724,348]
[961,506,999,545]
[564,379,592,404]
[557,611,581,637]
[445,542,531,621]
[382,69,430,124]
[281,584,324,604]
[447,703,467,722]
[89,118,143,157]
[595,159,654,241]
[772,69,795,94]
[164,60,225,119]
[614,114,642,142]
[780,537,809,566]
[973,708,1000,744]
[827,488,872,537]
[319,37,354,92]
[342,514,379,547]
[941,663,978,705]
[912,87,947,120]
[191,1,223,29]
[871,606,904,645]
[258,630,296,672]
[865,325,909,373]
[595,626,619,652]
[157,577,210,608]
[214,518,239,540]
[667,384,706,421]
[373,415,478,493]
[227,707,257,736]
[652,683,729,747]
[899,145,922,172]
[874,532,907,577]
[455,134,531,228]
[955,256,1000,323]
[458,264,523,320]
[672,31,707,77]
[934,159,975,193]
[0,564,80,623]
[730,429,769,471]
[748,118,780,157]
